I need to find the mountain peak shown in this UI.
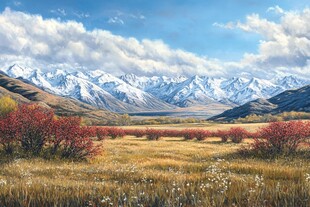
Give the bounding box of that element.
[6,64,37,79]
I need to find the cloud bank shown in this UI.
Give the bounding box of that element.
[216,6,310,78]
[0,7,309,78]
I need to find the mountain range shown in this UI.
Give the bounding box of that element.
[1,64,309,115]
[210,84,310,121]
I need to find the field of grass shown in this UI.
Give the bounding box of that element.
[123,122,267,132]
[0,123,309,206]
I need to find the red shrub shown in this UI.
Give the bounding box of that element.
[61,125,100,159]
[145,128,162,140]
[247,131,261,139]
[195,130,211,141]
[124,129,146,138]
[215,130,230,142]
[82,126,98,138]
[52,118,100,160]
[51,116,81,155]
[15,104,54,155]
[106,127,125,139]
[0,111,19,154]
[0,104,100,160]
[306,121,310,138]
[162,129,183,137]
[94,127,109,140]
[252,121,310,155]
[181,129,197,140]
[228,127,248,143]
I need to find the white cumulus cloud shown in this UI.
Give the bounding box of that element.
[267,5,284,14]
[0,8,225,77]
[216,7,310,79]
[0,7,309,79]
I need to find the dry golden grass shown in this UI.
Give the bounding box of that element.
[122,122,267,132]
[0,135,309,206]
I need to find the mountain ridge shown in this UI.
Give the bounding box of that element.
[1,64,309,114]
[210,84,310,121]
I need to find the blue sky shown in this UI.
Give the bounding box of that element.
[1,0,307,60]
[0,0,309,78]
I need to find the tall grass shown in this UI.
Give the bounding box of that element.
[0,137,309,206]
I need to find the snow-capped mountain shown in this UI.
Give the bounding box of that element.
[1,64,309,113]
[75,70,174,111]
[121,73,310,106]
[275,75,310,90]
[3,64,174,112]
[155,76,227,107]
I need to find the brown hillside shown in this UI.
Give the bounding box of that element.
[0,74,118,124]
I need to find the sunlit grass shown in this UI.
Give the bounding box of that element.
[122,122,267,132]
[0,136,309,206]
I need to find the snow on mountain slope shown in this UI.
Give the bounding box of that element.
[2,65,174,112]
[2,64,309,112]
[228,78,282,105]
[5,66,138,112]
[141,75,309,106]
[159,76,224,107]
[44,73,138,113]
[120,73,187,91]
[276,75,310,90]
[72,71,175,110]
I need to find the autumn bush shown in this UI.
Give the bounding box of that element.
[106,127,125,139]
[0,96,17,117]
[242,121,310,157]
[228,127,249,143]
[213,128,249,143]
[195,129,211,141]
[145,128,162,140]
[0,111,19,154]
[124,129,146,138]
[12,104,54,155]
[51,117,100,159]
[162,129,183,137]
[181,129,197,140]
[215,130,230,142]
[61,126,100,159]
[94,127,109,140]
[0,104,99,160]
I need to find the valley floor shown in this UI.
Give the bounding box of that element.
[123,122,267,131]
[0,124,309,206]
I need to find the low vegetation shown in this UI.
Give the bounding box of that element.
[235,111,310,123]
[0,136,309,206]
[0,98,100,160]
[241,121,310,158]
[131,116,206,125]
[0,97,309,206]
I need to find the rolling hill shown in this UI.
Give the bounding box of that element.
[210,84,310,121]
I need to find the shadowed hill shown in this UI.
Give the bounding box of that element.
[210,84,310,121]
